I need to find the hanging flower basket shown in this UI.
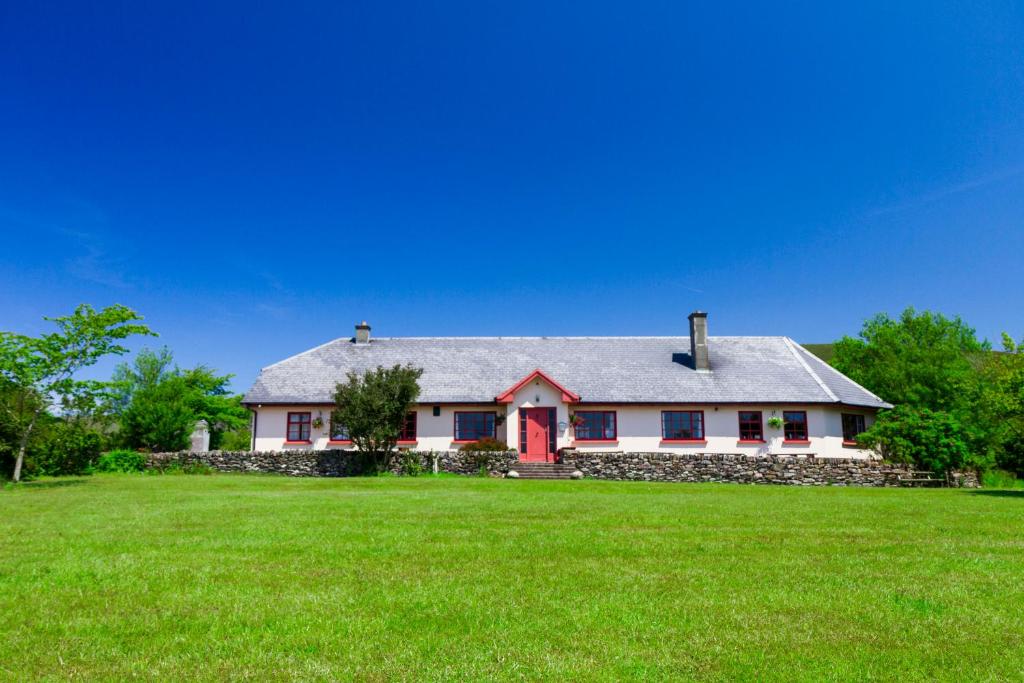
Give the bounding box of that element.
[767,416,784,430]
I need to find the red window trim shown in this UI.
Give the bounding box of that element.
[571,440,618,445]
[284,440,312,445]
[738,410,764,442]
[398,411,417,442]
[782,410,809,442]
[841,413,867,443]
[573,410,617,441]
[396,440,418,445]
[286,411,312,443]
[453,411,497,443]
[737,439,766,444]
[661,410,705,441]
[327,439,353,445]
[783,440,812,445]
[842,440,859,447]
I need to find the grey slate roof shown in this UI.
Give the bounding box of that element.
[243,336,891,409]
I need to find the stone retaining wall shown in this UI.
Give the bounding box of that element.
[147,449,519,478]
[146,449,979,488]
[559,450,979,487]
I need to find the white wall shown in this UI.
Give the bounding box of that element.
[251,404,507,452]
[566,404,876,459]
[251,402,876,459]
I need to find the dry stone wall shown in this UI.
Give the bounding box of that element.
[146,449,519,477]
[145,449,979,487]
[560,450,979,487]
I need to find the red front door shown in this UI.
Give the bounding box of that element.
[521,408,552,462]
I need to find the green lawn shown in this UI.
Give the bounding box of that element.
[2,475,1023,681]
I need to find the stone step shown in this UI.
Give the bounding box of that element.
[507,462,581,480]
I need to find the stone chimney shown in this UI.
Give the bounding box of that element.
[355,321,371,344]
[688,311,709,371]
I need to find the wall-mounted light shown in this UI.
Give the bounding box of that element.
[558,421,567,431]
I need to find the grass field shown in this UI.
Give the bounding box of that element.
[2,475,1023,681]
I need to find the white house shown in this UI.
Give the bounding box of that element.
[242,312,890,460]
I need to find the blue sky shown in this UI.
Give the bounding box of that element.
[2,1,1023,392]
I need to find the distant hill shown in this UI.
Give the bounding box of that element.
[801,343,835,363]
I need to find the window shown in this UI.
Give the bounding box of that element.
[575,411,616,441]
[738,411,763,441]
[329,418,350,442]
[842,414,866,443]
[455,412,496,442]
[398,411,417,442]
[286,412,311,442]
[662,411,704,440]
[783,411,808,441]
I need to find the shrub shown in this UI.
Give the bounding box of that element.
[32,421,105,476]
[397,451,424,476]
[856,406,984,474]
[217,428,251,451]
[95,449,148,473]
[458,437,509,452]
[981,469,1024,489]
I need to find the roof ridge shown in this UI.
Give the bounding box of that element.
[788,340,891,406]
[341,335,787,340]
[783,337,839,402]
[259,335,350,371]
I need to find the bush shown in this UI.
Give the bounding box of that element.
[458,437,509,452]
[981,469,1024,489]
[217,428,251,451]
[31,421,105,476]
[95,449,148,473]
[397,451,424,476]
[856,406,984,474]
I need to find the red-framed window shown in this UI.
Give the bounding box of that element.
[329,417,350,442]
[661,410,704,440]
[842,414,866,443]
[738,411,763,441]
[575,411,616,441]
[286,412,312,442]
[398,411,417,442]
[454,412,496,442]
[783,411,808,441]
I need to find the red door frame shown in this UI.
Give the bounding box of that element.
[520,408,553,462]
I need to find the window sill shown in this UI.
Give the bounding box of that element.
[737,440,766,445]
[327,440,353,445]
[396,440,418,445]
[572,440,619,445]
[783,440,811,445]
[661,440,707,445]
[842,440,860,447]
[452,439,497,444]
[284,440,312,445]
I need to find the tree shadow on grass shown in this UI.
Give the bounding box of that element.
[970,489,1024,498]
[17,478,90,490]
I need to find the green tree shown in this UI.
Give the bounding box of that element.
[120,376,196,451]
[976,334,1024,474]
[831,307,986,411]
[331,364,423,472]
[0,304,155,481]
[112,348,248,452]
